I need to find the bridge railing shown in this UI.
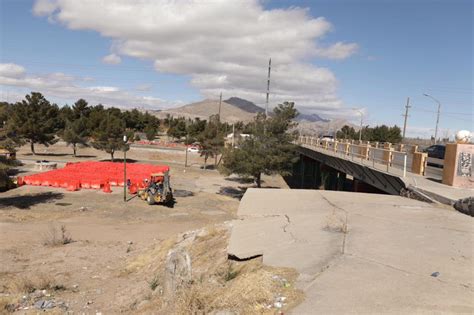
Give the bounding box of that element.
[297,136,410,177]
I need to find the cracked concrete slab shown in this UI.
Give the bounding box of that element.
[227,188,473,314]
[228,188,345,275]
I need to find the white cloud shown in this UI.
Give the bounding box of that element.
[102,53,122,65]
[0,63,175,109]
[33,0,359,112]
[315,42,359,60]
[0,63,26,79]
[136,84,152,92]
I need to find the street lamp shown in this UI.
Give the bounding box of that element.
[352,108,364,142]
[423,93,441,144]
[123,135,127,202]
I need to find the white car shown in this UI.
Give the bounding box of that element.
[187,146,200,153]
[320,136,335,142]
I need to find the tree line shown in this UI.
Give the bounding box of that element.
[336,124,402,143]
[0,92,160,160]
[0,92,300,188]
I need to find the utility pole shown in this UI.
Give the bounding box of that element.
[123,135,128,202]
[218,92,222,122]
[265,58,271,118]
[232,123,235,148]
[434,103,441,144]
[423,93,441,144]
[184,134,189,169]
[402,97,411,140]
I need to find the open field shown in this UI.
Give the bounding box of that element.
[0,143,292,313]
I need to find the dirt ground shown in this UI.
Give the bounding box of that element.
[0,142,294,314]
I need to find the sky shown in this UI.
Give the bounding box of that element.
[0,0,472,138]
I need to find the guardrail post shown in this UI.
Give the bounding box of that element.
[359,143,370,161]
[334,141,338,153]
[412,152,428,175]
[403,154,407,177]
[323,140,328,150]
[344,143,350,156]
[372,149,375,168]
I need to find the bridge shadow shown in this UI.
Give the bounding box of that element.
[0,192,64,210]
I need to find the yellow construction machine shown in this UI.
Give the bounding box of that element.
[138,171,173,205]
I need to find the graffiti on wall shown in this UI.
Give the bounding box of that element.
[457,152,472,177]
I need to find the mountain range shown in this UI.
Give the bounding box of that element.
[152,97,354,135]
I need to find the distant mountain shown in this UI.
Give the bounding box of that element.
[150,96,350,135]
[295,119,359,136]
[153,98,257,123]
[224,97,265,114]
[296,113,330,123]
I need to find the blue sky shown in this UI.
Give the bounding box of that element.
[0,0,472,138]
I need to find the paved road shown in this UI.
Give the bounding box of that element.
[229,189,473,314]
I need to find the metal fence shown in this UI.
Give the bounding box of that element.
[297,137,411,177]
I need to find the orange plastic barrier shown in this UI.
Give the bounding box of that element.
[22,161,169,193]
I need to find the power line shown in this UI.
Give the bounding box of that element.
[411,108,473,116]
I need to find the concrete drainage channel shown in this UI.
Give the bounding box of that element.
[401,186,474,217]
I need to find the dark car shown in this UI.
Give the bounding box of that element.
[424,144,446,159]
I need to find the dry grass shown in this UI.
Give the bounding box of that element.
[0,295,20,313]
[135,224,304,315]
[324,209,348,234]
[0,273,66,313]
[172,265,301,314]
[42,224,73,246]
[7,273,65,294]
[122,238,177,275]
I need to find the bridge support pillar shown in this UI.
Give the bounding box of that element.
[324,168,338,190]
[337,172,346,191]
[300,156,305,188]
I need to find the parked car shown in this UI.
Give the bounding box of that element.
[424,145,446,159]
[187,146,200,153]
[320,135,335,144]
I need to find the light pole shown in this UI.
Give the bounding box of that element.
[123,135,127,202]
[423,93,441,144]
[352,108,364,142]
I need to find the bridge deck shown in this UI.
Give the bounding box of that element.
[299,143,473,204]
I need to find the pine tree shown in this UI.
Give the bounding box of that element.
[222,102,299,187]
[62,117,90,156]
[72,99,91,119]
[91,114,128,161]
[8,92,60,154]
[167,118,187,140]
[198,116,225,169]
[144,123,157,141]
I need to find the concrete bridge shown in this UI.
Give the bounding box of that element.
[292,137,473,206]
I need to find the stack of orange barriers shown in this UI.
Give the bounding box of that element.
[20,161,169,192]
